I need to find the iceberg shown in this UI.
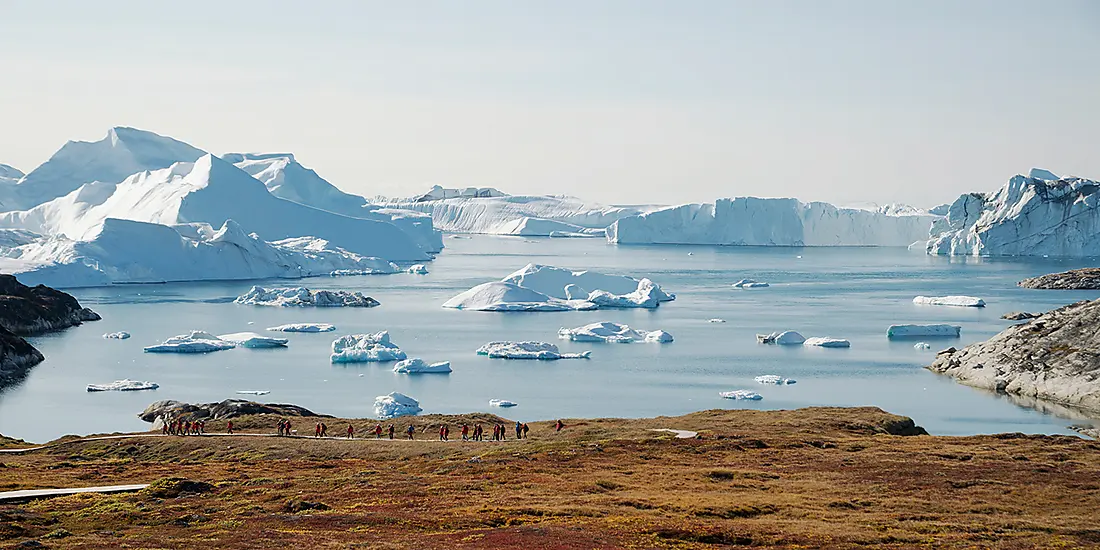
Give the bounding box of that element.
[102,331,130,340]
[442,281,596,312]
[887,324,962,339]
[732,279,770,289]
[719,390,763,400]
[373,392,422,419]
[392,358,452,374]
[144,331,236,353]
[914,342,932,350]
[502,264,674,303]
[926,170,1100,257]
[476,341,592,360]
[488,399,518,408]
[707,318,726,323]
[87,379,159,392]
[488,217,603,238]
[407,264,428,274]
[235,286,380,308]
[414,185,508,201]
[266,323,336,333]
[236,390,270,395]
[756,331,806,345]
[586,278,671,309]
[217,332,289,348]
[330,332,407,363]
[913,295,986,308]
[803,337,851,348]
[557,322,673,344]
[754,375,796,385]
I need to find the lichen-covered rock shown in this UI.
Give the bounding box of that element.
[1019,268,1100,290]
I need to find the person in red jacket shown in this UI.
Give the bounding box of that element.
[375,424,383,439]
[227,420,234,434]
[461,424,469,441]
[347,424,355,439]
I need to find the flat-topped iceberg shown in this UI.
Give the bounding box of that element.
[720,390,763,400]
[733,279,770,289]
[236,286,380,308]
[756,331,806,345]
[887,324,961,339]
[144,331,236,353]
[557,322,673,344]
[217,332,289,348]
[374,392,421,419]
[392,358,452,374]
[476,341,591,360]
[489,399,518,407]
[331,332,407,363]
[755,375,796,385]
[803,337,851,348]
[503,263,674,306]
[913,295,986,308]
[266,323,336,332]
[102,331,130,339]
[443,281,596,312]
[87,379,159,392]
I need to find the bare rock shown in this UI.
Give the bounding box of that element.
[1002,311,1041,321]
[139,399,331,422]
[1019,268,1100,290]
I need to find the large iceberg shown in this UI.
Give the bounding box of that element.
[392,358,452,374]
[886,324,961,339]
[926,170,1100,256]
[144,331,236,353]
[266,323,336,333]
[445,264,673,311]
[608,197,936,247]
[217,332,289,348]
[87,379,159,392]
[558,322,673,343]
[913,295,986,308]
[235,286,380,308]
[330,332,407,363]
[442,281,596,312]
[476,341,591,360]
[374,392,422,419]
[503,264,674,303]
[719,390,763,401]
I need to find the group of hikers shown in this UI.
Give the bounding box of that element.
[161,417,206,436]
[160,415,567,441]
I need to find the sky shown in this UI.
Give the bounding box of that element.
[1,0,1098,207]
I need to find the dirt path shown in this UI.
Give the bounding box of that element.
[0,484,150,503]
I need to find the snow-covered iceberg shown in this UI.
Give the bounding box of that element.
[756,331,806,345]
[87,379,159,392]
[503,264,674,304]
[374,392,422,419]
[754,375,796,385]
[926,169,1100,257]
[913,295,986,308]
[144,331,236,353]
[489,399,518,408]
[557,322,673,343]
[330,332,407,363]
[446,264,673,312]
[887,324,961,339]
[719,390,763,400]
[217,332,289,349]
[732,279,769,289]
[236,286,380,308]
[102,331,130,340]
[392,358,452,374]
[442,281,596,312]
[803,337,851,348]
[266,323,336,333]
[476,341,591,360]
[608,197,936,247]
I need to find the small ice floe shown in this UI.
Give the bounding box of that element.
[392,358,452,374]
[887,324,962,339]
[707,318,726,323]
[87,379,158,392]
[331,332,407,363]
[912,295,986,308]
[913,342,932,350]
[218,332,289,348]
[754,375,796,385]
[374,392,422,419]
[720,390,763,400]
[236,390,270,395]
[143,331,235,353]
[235,286,380,307]
[756,331,806,345]
[266,323,336,333]
[102,331,131,340]
[733,279,770,289]
[803,337,851,348]
[476,341,591,360]
[558,322,673,344]
[489,399,518,408]
[407,264,428,275]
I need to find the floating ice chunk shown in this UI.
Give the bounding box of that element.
[476,341,591,360]
[489,399,518,408]
[144,330,236,353]
[266,323,336,332]
[102,331,131,340]
[733,279,770,289]
[331,331,407,363]
[586,278,670,309]
[218,332,289,348]
[236,390,270,395]
[501,263,675,303]
[755,375,796,385]
[407,264,428,274]
[707,318,726,323]
[756,331,806,345]
[720,390,763,400]
[443,281,596,311]
[87,379,158,392]
[913,295,986,308]
[913,342,932,350]
[235,286,380,307]
[392,358,452,374]
[557,322,673,344]
[374,392,421,419]
[803,337,851,348]
[887,324,962,339]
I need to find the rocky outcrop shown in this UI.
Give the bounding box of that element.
[0,326,45,389]
[1019,268,1100,290]
[928,299,1100,416]
[139,399,331,423]
[1002,311,1041,321]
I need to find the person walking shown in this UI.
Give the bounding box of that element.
[375,424,383,439]
[388,425,395,439]
[285,420,293,436]
[315,423,322,438]
[227,420,234,434]
[522,423,529,439]
[438,425,446,441]
[406,424,415,440]
[499,424,506,441]
[321,423,328,437]
[555,419,564,432]
[444,425,450,441]
[347,424,355,439]
[161,417,169,435]
[515,421,522,440]
[277,419,284,436]
[461,424,469,442]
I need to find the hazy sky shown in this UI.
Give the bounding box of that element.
[2,1,1098,207]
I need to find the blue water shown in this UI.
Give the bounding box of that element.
[2,236,1098,442]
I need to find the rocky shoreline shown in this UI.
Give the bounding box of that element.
[1019,267,1100,290]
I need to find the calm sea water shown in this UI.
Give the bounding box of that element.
[2,236,1098,442]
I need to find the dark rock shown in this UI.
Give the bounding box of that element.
[139,399,331,423]
[1019,268,1100,290]
[1002,311,1041,321]
[0,326,45,389]
[284,500,330,513]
